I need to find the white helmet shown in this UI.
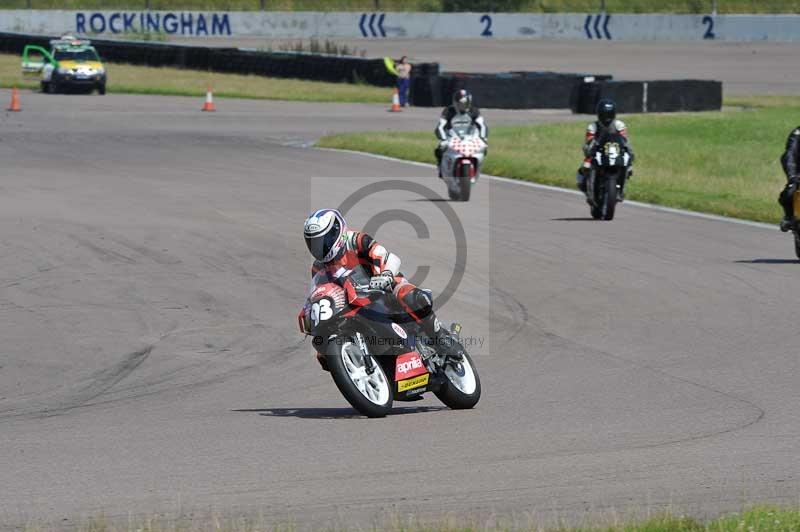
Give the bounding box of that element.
[303,209,347,262]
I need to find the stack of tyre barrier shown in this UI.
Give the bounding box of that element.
[412,71,613,109]
[410,71,721,113]
[572,79,723,113]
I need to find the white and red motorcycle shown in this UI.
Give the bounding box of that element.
[439,123,487,202]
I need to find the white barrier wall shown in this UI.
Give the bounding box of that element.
[1,10,799,42]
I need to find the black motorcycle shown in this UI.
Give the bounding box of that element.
[586,133,632,221]
[298,267,481,418]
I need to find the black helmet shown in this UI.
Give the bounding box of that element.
[453,89,472,114]
[596,99,616,127]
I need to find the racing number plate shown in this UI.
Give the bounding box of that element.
[398,373,429,392]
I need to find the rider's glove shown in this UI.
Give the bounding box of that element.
[369,271,394,291]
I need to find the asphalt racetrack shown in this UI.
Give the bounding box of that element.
[1,78,799,528]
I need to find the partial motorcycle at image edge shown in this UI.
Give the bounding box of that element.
[439,122,487,202]
[585,133,632,220]
[791,190,800,259]
[298,267,481,418]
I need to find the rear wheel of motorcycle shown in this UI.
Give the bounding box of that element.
[435,351,481,410]
[458,165,471,202]
[602,176,617,221]
[794,231,800,260]
[327,338,392,418]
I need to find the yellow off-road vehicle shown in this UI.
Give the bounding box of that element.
[22,35,107,95]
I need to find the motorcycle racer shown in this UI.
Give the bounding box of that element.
[303,208,464,371]
[577,99,635,199]
[778,126,800,232]
[434,89,488,177]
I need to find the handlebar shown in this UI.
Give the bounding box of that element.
[351,284,389,296]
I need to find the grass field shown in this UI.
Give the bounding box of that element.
[0,53,388,103]
[19,506,800,531]
[0,0,797,13]
[319,97,800,224]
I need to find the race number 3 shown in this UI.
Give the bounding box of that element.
[310,298,333,326]
[480,15,493,37]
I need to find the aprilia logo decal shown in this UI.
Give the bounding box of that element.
[395,352,427,380]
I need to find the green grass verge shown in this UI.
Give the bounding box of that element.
[0,0,798,13]
[318,98,800,224]
[19,506,800,531]
[0,52,388,103]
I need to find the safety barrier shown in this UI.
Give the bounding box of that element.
[0,31,721,112]
[572,79,723,113]
[419,71,613,109]
[0,31,420,86]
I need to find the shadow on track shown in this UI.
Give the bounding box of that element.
[550,217,596,222]
[233,406,445,419]
[734,259,800,264]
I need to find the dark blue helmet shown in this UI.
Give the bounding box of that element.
[597,99,616,127]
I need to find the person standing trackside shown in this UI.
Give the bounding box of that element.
[395,56,412,107]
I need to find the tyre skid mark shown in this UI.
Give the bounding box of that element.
[486,264,765,455]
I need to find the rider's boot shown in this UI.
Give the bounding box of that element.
[316,351,330,372]
[619,167,632,202]
[779,183,796,232]
[422,316,464,361]
[576,170,587,193]
[576,163,591,195]
[435,147,444,179]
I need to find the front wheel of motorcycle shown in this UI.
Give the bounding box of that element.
[435,351,481,410]
[602,176,618,221]
[327,338,393,418]
[458,164,472,202]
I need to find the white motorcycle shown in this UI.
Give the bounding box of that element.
[438,123,487,202]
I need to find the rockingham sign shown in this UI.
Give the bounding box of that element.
[1,10,799,42]
[75,12,232,35]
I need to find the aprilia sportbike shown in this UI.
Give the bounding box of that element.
[586,133,631,221]
[439,122,487,202]
[298,267,481,418]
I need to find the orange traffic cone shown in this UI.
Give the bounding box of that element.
[202,87,216,112]
[389,88,401,112]
[7,87,21,112]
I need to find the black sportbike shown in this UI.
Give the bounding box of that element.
[586,132,632,221]
[298,267,481,418]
